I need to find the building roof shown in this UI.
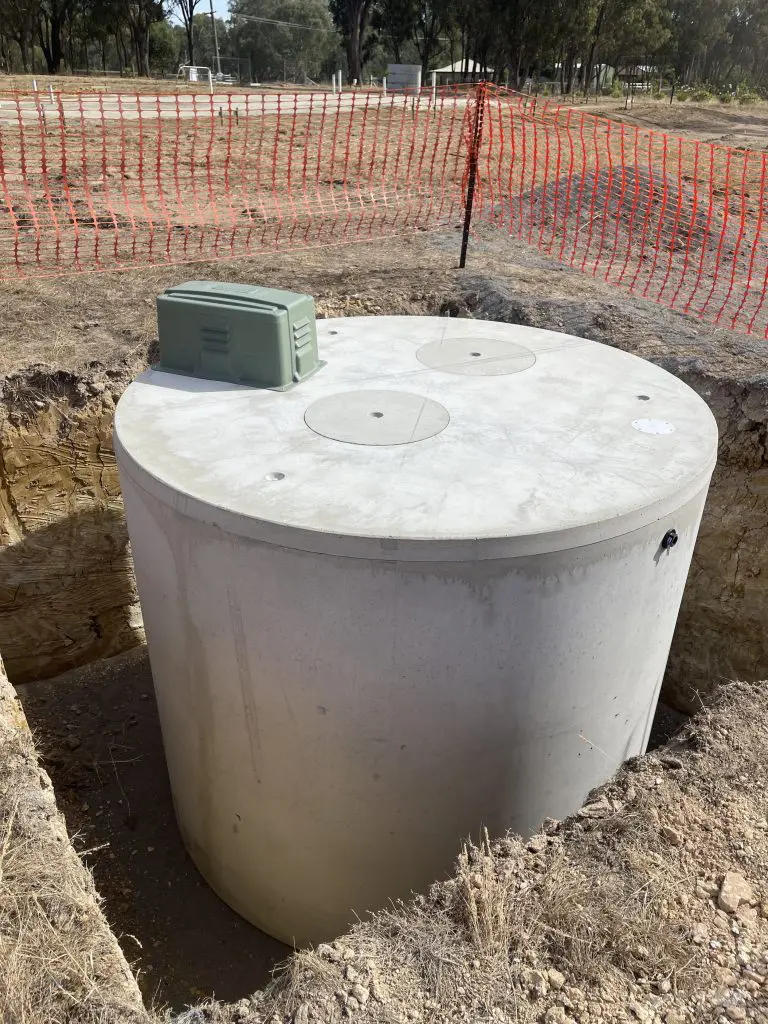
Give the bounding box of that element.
[431,59,493,75]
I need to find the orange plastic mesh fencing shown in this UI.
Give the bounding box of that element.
[474,85,768,337]
[0,89,468,278]
[0,84,767,338]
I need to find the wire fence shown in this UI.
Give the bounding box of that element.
[0,89,469,278]
[0,83,767,337]
[476,85,768,337]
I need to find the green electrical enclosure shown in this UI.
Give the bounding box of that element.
[156,281,323,390]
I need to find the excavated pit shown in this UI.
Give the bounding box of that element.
[2,253,768,1015]
[2,279,767,710]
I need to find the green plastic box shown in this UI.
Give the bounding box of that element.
[156,281,323,390]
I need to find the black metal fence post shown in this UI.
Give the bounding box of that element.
[459,83,487,270]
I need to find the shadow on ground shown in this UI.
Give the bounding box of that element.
[15,648,287,1013]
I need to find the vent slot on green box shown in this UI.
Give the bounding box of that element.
[156,281,324,390]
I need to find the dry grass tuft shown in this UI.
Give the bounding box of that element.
[279,949,343,1011]
[514,852,698,988]
[451,819,701,992]
[454,828,516,956]
[262,948,346,1022]
[374,897,469,1004]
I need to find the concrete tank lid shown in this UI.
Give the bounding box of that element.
[114,316,718,561]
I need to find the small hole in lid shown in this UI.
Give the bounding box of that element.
[470,351,482,357]
[264,472,285,482]
[370,411,384,418]
[637,394,650,401]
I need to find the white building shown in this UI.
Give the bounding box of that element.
[431,59,494,83]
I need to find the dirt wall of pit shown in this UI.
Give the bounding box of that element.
[1,289,767,710]
[668,373,767,709]
[0,369,144,684]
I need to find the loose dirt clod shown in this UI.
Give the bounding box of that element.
[719,873,754,915]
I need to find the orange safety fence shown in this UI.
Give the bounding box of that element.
[0,88,469,278]
[475,85,768,337]
[0,83,767,338]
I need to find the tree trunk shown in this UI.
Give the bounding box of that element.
[115,31,125,73]
[67,16,76,72]
[565,53,576,94]
[347,0,373,83]
[39,14,64,74]
[514,48,523,88]
[135,20,150,77]
[584,0,609,96]
[346,11,362,83]
[417,11,440,78]
[186,23,194,65]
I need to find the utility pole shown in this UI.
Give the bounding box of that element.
[209,0,222,76]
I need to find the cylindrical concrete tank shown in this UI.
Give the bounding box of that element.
[114,316,717,947]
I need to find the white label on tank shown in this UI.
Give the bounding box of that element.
[632,418,676,435]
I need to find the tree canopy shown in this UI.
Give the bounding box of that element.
[0,0,765,94]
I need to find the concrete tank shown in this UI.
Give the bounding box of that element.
[114,316,717,947]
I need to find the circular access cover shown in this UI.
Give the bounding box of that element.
[416,336,536,376]
[305,390,450,446]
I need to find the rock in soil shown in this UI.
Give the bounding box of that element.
[718,872,754,914]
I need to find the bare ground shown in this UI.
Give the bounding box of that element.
[0,232,460,376]
[0,653,150,1024]
[0,224,765,381]
[179,679,768,1024]
[0,74,335,95]
[596,100,768,149]
[9,653,768,1024]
